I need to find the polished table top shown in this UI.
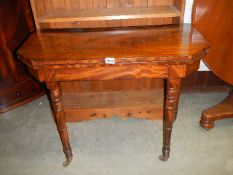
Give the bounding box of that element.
[18,24,209,69]
[193,0,233,85]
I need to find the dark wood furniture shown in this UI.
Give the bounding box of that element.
[17,24,209,166]
[0,0,44,113]
[193,0,233,129]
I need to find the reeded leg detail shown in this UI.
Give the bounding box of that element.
[159,78,181,161]
[47,82,73,167]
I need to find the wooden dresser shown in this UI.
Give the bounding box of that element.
[0,0,44,113]
[17,0,209,166]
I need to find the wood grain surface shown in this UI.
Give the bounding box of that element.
[17,8,209,163]
[193,0,233,130]
[18,24,209,69]
[30,0,186,29]
[0,0,44,113]
[193,0,233,85]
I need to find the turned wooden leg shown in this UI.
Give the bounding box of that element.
[46,82,73,167]
[159,78,181,161]
[200,91,233,130]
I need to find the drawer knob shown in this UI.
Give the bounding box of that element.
[16,91,22,97]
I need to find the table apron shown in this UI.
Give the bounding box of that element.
[29,64,188,82]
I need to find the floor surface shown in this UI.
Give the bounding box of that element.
[0,92,233,175]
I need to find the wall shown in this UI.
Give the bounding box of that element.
[184,0,209,71]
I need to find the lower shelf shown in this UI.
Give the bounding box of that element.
[62,89,164,122]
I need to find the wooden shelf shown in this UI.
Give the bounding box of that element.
[38,6,180,23]
[62,89,163,122]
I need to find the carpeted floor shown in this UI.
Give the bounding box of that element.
[0,92,233,175]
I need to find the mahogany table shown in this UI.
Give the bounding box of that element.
[193,0,233,129]
[17,24,209,166]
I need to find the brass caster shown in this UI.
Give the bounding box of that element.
[159,155,169,161]
[63,157,73,167]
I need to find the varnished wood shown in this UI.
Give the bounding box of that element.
[63,89,163,122]
[200,91,233,130]
[38,6,181,23]
[19,0,207,164]
[0,78,44,113]
[17,21,209,165]
[46,82,73,166]
[17,24,209,70]
[182,71,226,92]
[0,0,44,113]
[29,65,169,82]
[160,76,181,161]
[193,0,233,129]
[30,0,186,29]
[60,79,163,92]
[61,79,164,121]
[193,0,233,85]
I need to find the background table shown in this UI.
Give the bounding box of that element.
[193,0,233,129]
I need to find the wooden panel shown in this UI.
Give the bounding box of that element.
[62,89,164,122]
[182,71,225,88]
[40,65,168,82]
[60,79,164,122]
[38,6,181,23]
[148,0,162,6]
[44,0,54,12]
[0,0,44,113]
[65,106,163,122]
[162,0,173,5]
[63,89,162,108]
[193,0,233,85]
[0,78,44,113]
[61,79,163,92]
[30,0,47,29]
[30,0,186,29]
[134,0,147,7]
[107,0,120,8]
[120,0,134,25]
[147,0,172,25]
[93,0,107,8]
[79,0,92,9]
[65,0,80,11]
[51,0,66,10]
[173,0,185,23]
[92,0,108,27]
[30,0,47,16]
[120,0,134,7]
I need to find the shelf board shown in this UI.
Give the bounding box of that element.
[62,89,164,122]
[39,6,180,23]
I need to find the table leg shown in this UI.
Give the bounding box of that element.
[159,78,181,161]
[200,91,233,130]
[46,82,73,167]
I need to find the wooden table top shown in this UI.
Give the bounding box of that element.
[18,24,209,69]
[193,0,233,85]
